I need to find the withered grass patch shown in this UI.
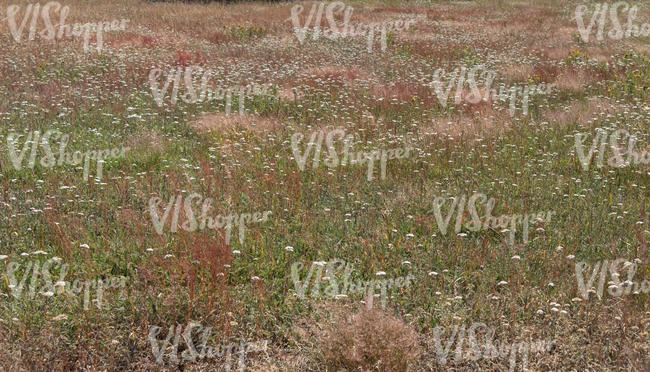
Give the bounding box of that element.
[190,112,284,133]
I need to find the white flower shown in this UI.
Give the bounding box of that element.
[251,276,261,281]
[41,291,55,297]
[551,307,559,312]
[233,250,241,255]
[406,233,414,238]
[32,250,47,255]
[566,255,575,260]
[511,255,521,261]
[555,245,563,252]
[0,255,8,260]
[80,244,89,249]
[548,282,555,287]
[376,271,387,276]
[164,254,173,259]
[428,271,438,276]
[146,248,153,252]
[536,310,544,315]
[491,296,499,300]
[497,281,508,286]
[457,233,467,237]
[401,261,411,266]
[20,252,29,257]
[285,246,294,252]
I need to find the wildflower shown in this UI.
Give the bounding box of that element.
[285,246,294,252]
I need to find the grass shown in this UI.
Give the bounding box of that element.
[0,0,648,371]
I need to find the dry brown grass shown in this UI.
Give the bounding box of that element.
[190,112,284,133]
[319,308,421,372]
[500,64,536,84]
[543,97,623,127]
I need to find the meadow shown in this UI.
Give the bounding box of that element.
[0,0,648,370]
